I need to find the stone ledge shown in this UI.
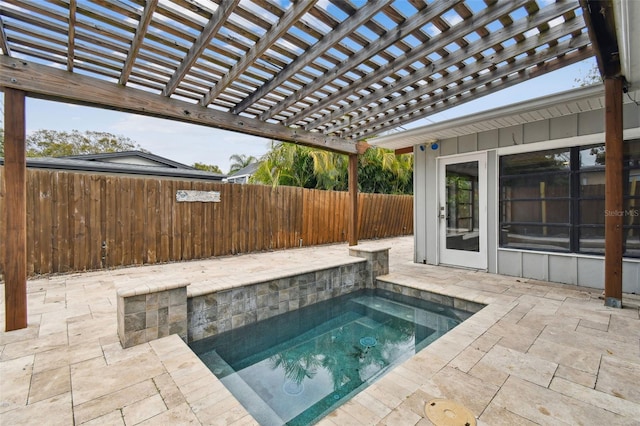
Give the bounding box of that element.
[118,283,188,348]
[186,257,365,299]
[116,280,190,298]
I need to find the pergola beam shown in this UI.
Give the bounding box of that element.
[284,0,530,128]
[163,0,240,97]
[346,38,593,140]
[318,2,584,135]
[67,0,75,72]
[261,0,464,122]
[232,0,392,115]
[0,56,357,154]
[200,0,316,107]
[580,0,621,77]
[3,88,27,331]
[119,0,158,86]
[1,16,12,56]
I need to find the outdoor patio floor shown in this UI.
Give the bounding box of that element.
[1,236,639,425]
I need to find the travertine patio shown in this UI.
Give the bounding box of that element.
[1,236,639,425]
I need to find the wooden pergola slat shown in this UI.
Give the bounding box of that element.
[163,0,240,97]
[291,0,532,130]
[200,0,316,107]
[67,0,76,72]
[260,0,464,122]
[118,0,158,85]
[0,56,357,154]
[0,16,10,55]
[232,0,392,115]
[310,1,582,135]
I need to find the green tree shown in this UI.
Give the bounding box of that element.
[192,162,223,174]
[574,62,601,87]
[250,142,316,188]
[26,129,144,157]
[308,149,348,191]
[250,142,413,194]
[228,153,257,174]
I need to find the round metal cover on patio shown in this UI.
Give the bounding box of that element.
[424,399,477,426]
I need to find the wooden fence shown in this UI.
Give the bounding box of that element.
[0,167,413,276]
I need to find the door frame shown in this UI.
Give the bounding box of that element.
[437,152,488,270]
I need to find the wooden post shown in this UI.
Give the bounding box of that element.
[348,153,358,246]
[4,88,28,330]
[603,77,623,308]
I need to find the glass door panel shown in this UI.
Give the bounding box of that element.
[445,161,479,252]
[439,153,487,269]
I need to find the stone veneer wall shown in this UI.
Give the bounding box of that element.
[116,246,391,348]
[375,280,485,314]
[117,282,188,348]
[187,262,367,342]
[188,247,391,343]
[349,246,389,287]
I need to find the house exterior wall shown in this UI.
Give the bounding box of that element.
[414,101,640,294]
[100,157,168,167]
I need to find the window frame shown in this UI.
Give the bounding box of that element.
[499,140,639,258]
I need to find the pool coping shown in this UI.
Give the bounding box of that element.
[147,277,505,425]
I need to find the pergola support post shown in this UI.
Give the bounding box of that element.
[348,153,358,246]
[3,88,28,330]
[603,76,623,308]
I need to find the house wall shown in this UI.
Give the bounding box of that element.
[414,101,640,294]
[100,157,168,167]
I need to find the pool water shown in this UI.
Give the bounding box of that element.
[189,289,474,425]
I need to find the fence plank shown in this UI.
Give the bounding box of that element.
[0,167,412,275]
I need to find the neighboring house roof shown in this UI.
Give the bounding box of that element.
[0,156,226,181]
[229,162,260,177]
[369,84,617,150]
[62,150,195,169]
[226,162,260,183]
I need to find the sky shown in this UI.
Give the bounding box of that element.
[1,57,597,174]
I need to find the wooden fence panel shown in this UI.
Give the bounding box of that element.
[0,167,413,277]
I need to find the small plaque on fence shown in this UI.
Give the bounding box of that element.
[176,190,221,203]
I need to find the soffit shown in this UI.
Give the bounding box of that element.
[369,84,611,150]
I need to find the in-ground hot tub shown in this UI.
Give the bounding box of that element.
[189,287,482,425]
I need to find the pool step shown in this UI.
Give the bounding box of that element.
[350,296,458,332]
[201,350,284,426]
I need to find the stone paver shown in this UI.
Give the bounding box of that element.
[1,236,639,425]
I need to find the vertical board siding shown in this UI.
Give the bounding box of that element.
[0,167,413,276]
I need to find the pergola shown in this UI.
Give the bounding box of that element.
[1,0,634,331]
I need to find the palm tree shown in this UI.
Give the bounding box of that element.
[228,153,257,174]
[308,150,348,191]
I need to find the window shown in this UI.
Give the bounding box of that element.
[499,141,640,257]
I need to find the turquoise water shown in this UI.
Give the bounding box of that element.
[190,289,474,425]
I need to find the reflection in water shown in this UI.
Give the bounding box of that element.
[269,315,415,397]
[191,290,471,426]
